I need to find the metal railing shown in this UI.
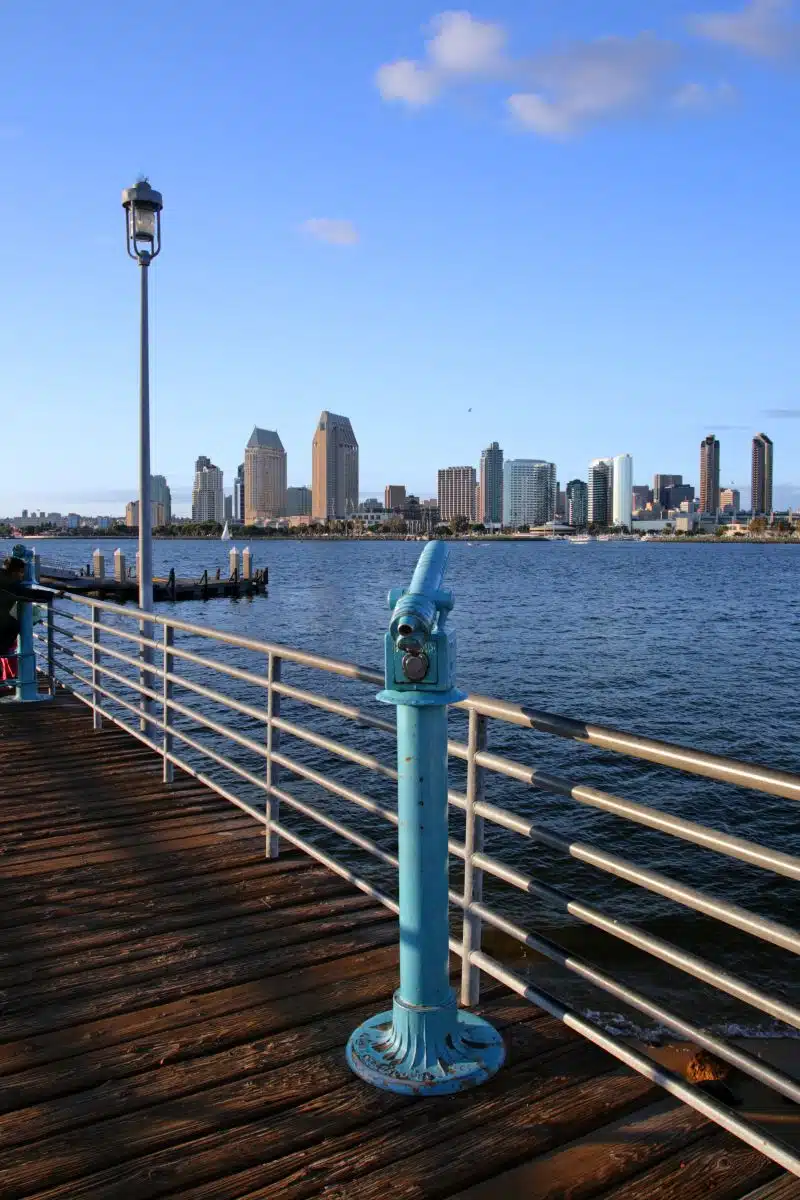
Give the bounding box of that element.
[24,587,800,1174]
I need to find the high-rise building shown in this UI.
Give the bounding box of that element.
[385,485,406,511]
[566,479,588,527]
[612,454,634,529]
[234,464,245,523]
[699,434,720,514]
[438,466,477,523]
[224,494,233,521]
[151,475,172,525]
[245,427,287,523]
[720,487,741,513]
[126,500,165,528]
[192,456,224,523]
[287,485,312,517]
[588,458,614,526]
[751,432,774,515]
[665,484,695,510]
[312,412,359,520]
[653,474,682,509]
[479,442,504,525]
[503,460,556,528]
[632,485,652,512]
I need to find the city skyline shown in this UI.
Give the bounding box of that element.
[2,4,799,518]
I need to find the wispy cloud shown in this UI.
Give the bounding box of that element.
[302,218,359,246]
[671,80,737,110]
[763,407,800,417]
[510,35,675,138]
[376,11,508,107]
[691,0,800,58]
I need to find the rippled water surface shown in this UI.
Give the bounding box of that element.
[5,536,799,1033]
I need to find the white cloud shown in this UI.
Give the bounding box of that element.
[691,0,799,58]
[510,34,673,137]
[375,10,507,106]
[302,218,359,246]
[671,80,737,109]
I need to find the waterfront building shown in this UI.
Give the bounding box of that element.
[653,474,682,509]
[632,485,652,512]
[503,459,556,529]
[126,500,165,528]
[385,485,406,511]
[751,433,774,515]
[566,479,588,527]
[699,434,720,514]
[665,483,695,510]
[287,486,312,517]
[192,456,224,524]
[312,412,359,521]
[612,454,634,528]
[438,466,477,523]
[151,475,172,525]
[588,458,614,525]
[245,427,287,523]
[234,464,245,523]
[720,487,741,514]
[479,442,504,525]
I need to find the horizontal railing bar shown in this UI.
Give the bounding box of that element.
[473,751,800,882]
[466,849,800,1030]
[54,642,163,707]
[57,609,159,651]
[272,752,399,827]
[464,695,800,804]
[469,819,800,957]
[457,897,800,1104]
[272,679,396,735]
[272,714,398,781]
[61,672,160,752]
[271,784,399,869]
[469,949,800,1176]
[166,671,270,723]
[270,817,399,915]
[60,628,150,677]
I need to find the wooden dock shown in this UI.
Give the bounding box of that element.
[39,568,268,602]
[0,695,793,1200]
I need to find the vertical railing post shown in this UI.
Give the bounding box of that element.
[90,604,102,730]
[265,652,282,859]
[162,624,174,783]
[46,602,56,696]
[347,541,504,1095]
[460,708,488,1007]
[15,549,38,702]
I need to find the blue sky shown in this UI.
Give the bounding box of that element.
[1,0,799,515]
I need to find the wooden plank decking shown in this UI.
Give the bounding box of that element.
[0,695,795,1199]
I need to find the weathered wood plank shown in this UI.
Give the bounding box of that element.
[737,1176,800,1199]
[598,1131,783,1199]
[0,809,253,860]
[447,1098,712,1200]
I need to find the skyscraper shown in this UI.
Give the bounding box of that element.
[234,463,245,523]
[612,454,634,529]
[653,474,682,509]
[287,486,312,517]
[751,432,773,515]
[151,475,172,525]
[699,434,721,514]
[385,485,406,511]
[245,427,287,523]
[192,456,224,523]
[438,466,477,523]
[588,458,614,526]
[720,487,741,514]
[312,412,359,520]
[479,442,504,525]
[502,460,556,528]
[566,479,588,527]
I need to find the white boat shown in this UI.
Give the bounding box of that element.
[221,521,232,541]
[568,534,593,544]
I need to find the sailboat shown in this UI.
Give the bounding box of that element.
[221,521,232,541]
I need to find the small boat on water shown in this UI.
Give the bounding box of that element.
[568,534,593,544]
[221,521,232,541]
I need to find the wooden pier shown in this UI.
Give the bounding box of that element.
[0,695,793,1199]
[39,566,268,602]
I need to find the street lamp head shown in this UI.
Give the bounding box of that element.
[122,177,163,262]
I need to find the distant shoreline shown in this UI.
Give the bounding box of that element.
[6,533,799,546]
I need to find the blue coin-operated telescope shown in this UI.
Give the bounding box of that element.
[346,541,505,1095]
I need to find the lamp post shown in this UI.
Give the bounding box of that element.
[122,178,162,731]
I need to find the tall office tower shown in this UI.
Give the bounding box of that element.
[588,458,614,525]
[502,460,557,528]
[244,427,287,523]
[224,494,233,521]
[385,485,407,511]
[192,456,224,523]
[566,479,588,527]
[479,442,504,525]
[151,475,172,525]
[653,474,682,509]
[751,433,774,515]
[437,466,477,523]
[312,412,359,520]
[234,463,245,522]
[287,486,312,517]
[699,434,721,514]
[632,485,652,512]
[612,454,634,528]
